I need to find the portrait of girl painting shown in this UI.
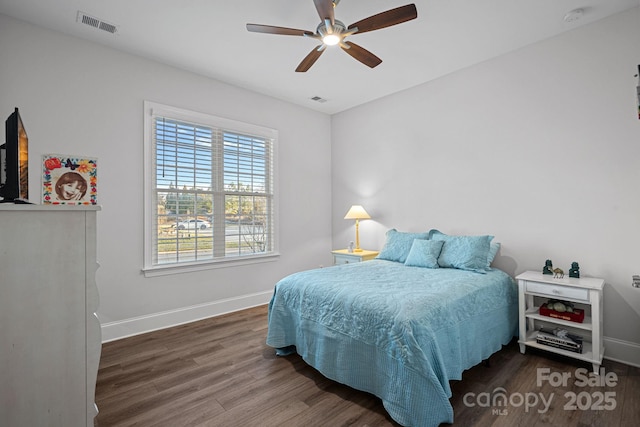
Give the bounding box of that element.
[42,155,97,205]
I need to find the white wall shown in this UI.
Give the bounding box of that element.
[332,9,640,365]
[0,14,333,341]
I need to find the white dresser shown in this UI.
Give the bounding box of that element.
[0,204,101,426]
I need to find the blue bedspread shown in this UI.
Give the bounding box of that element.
[266,260,518,427]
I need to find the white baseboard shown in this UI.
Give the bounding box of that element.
[100,290,273,343]
[603,336,640,368]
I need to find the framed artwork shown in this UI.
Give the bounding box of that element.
[42,154,97,205]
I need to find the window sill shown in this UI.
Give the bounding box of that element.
[142,252,280,278]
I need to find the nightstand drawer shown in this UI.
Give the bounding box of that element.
[334,255,354,265]
[525,281,588,301]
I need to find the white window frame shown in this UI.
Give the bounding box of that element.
[143,101,279,277]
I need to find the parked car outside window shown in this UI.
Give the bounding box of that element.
[173,219,211,230]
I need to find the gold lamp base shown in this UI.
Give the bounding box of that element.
[353,218,363,251]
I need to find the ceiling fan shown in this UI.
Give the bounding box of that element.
[246,0,418,72]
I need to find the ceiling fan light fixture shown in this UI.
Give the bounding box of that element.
[317,19,346,46]
[322,34,341,45]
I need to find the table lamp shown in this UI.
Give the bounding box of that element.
[344,205,370,252]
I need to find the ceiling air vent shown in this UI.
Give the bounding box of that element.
[76,11,118,34]
[310,96,328,103]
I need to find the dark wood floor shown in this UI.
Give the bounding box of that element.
[95,305,639,427]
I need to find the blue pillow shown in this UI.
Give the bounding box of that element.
[430,230,493,273]
[486,242,500,269]
[404,239,444,268]
[376,229,430,263]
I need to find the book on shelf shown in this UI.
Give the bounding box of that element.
[535,327,583,353]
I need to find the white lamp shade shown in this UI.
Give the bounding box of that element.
[344,205,371,220]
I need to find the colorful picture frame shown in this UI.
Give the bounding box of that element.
[42,154,97,205]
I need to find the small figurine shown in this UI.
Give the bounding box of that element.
[543,259,553,275]
[553,268,564,278]
[569,261,580,278]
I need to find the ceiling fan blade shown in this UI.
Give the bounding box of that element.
[348,4,417,34]
[340,41,382,68]
[295,46,325,72]
[313,0,335,26]
[246,23,313,36]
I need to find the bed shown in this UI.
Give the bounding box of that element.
[266,230,518,427]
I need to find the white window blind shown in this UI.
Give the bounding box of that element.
[143,102,277,275]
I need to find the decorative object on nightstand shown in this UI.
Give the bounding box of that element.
[542,259,553,275]
[344,205,370,252]
[516,271,604,373]
[539,299,585,323]
[552,267,564,278]
[569,261,580,278]
[332,249,379,265]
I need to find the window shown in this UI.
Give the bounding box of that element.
[143,102,277,276]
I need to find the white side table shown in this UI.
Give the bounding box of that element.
[332,249,379,265]
[516,270,604,373]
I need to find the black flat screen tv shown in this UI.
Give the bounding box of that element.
[0,108,29,203]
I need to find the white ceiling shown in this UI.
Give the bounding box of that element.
[1,0,638,114]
